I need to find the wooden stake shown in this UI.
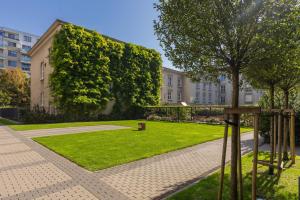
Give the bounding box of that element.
[278,113,283,173]
[252,114,259,200]
[237,120,243,200]
[218,114,229,200]
[273,114,277,159]
[283,114,289,161]
[269,113,274,175]
[290,111,296,164]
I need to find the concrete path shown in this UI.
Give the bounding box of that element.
[18,125,130,138]
[1,126,259,200]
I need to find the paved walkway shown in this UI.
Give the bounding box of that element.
[0,126,258,200]
[18,125,130,138]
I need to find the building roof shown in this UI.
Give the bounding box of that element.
[0,26,40,38]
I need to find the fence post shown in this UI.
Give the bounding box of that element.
[191,107,193,121]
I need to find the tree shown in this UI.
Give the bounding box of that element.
[244,0,300,173]
[154,1,271,198]
[0,68,30,107]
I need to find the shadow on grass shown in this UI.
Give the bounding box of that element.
[169,152,298,200]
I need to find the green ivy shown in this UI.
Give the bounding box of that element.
[50,24,162,117]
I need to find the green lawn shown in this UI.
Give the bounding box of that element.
[0,118,18,125]
[169,152,300,200]
[31,120,252,171]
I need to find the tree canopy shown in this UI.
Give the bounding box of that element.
[0,68,30,107]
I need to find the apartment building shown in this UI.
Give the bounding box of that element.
[161,67,264,105]
[0,26,39,74]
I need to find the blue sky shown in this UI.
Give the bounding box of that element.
[0,0,172,67]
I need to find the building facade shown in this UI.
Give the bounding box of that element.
[0,26,39,74]
[161,67,264,105]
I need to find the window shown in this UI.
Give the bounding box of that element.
[208,83,212,91]
[221,96,225,104]
[196,83,201,89]
[0,60,4,67]
[21,54,31,62]
[167,75,172,86]
[7,41,16,47]
[8,33,18,40]
[167,90,172,101]
[245,94,253,104]
[202,92,206,104]
[40,62,45,80]
[23,35,32,42]
[219,75,226,81]
[21,63,30,71]
[8,60,17,67]
[177,78,182,87]
[221,85,226,93]
[22,45,31,51]
[245,87,252,93]
[0,31,4,37]
[195,91,200,102]
[177,91,182,101]
[208,92,212,104]
[8,50,17,57]
[0,49,3,55]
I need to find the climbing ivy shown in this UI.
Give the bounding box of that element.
[50,23,161,117]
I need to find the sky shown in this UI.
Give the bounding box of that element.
[0,0,173,67]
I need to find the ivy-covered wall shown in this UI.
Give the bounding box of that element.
[50,24,162,118]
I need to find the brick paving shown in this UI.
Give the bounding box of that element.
[0,125,260,200]
[17,125,130,138]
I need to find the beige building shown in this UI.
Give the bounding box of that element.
[28,20,64,113]
[161,67,264,105]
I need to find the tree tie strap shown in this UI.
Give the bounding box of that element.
[224,120,238,127]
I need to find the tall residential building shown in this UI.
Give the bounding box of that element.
[161,67,264,105]
[0,26,39,74]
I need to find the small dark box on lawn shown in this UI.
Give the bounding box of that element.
[138,122,146,131]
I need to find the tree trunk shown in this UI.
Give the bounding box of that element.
[284,90,289,109]
[269,85,275,174]
[231,68,239,200]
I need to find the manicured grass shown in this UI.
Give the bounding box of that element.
[33,120,252,171]
[169,152,300,200]
[0,117,18,125]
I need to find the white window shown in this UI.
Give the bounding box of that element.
[195,91,200,102]
[221,96,225,104]
[245,94,253,104]
[24,35,32,42]
[177,78,182,87]
[202,92,206,104]
[40,62,45,80]
[208,92,212,104]
[167,90,172,100]
[177,91,182,101]
[167,75,172,86]
[221,85,226,93]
